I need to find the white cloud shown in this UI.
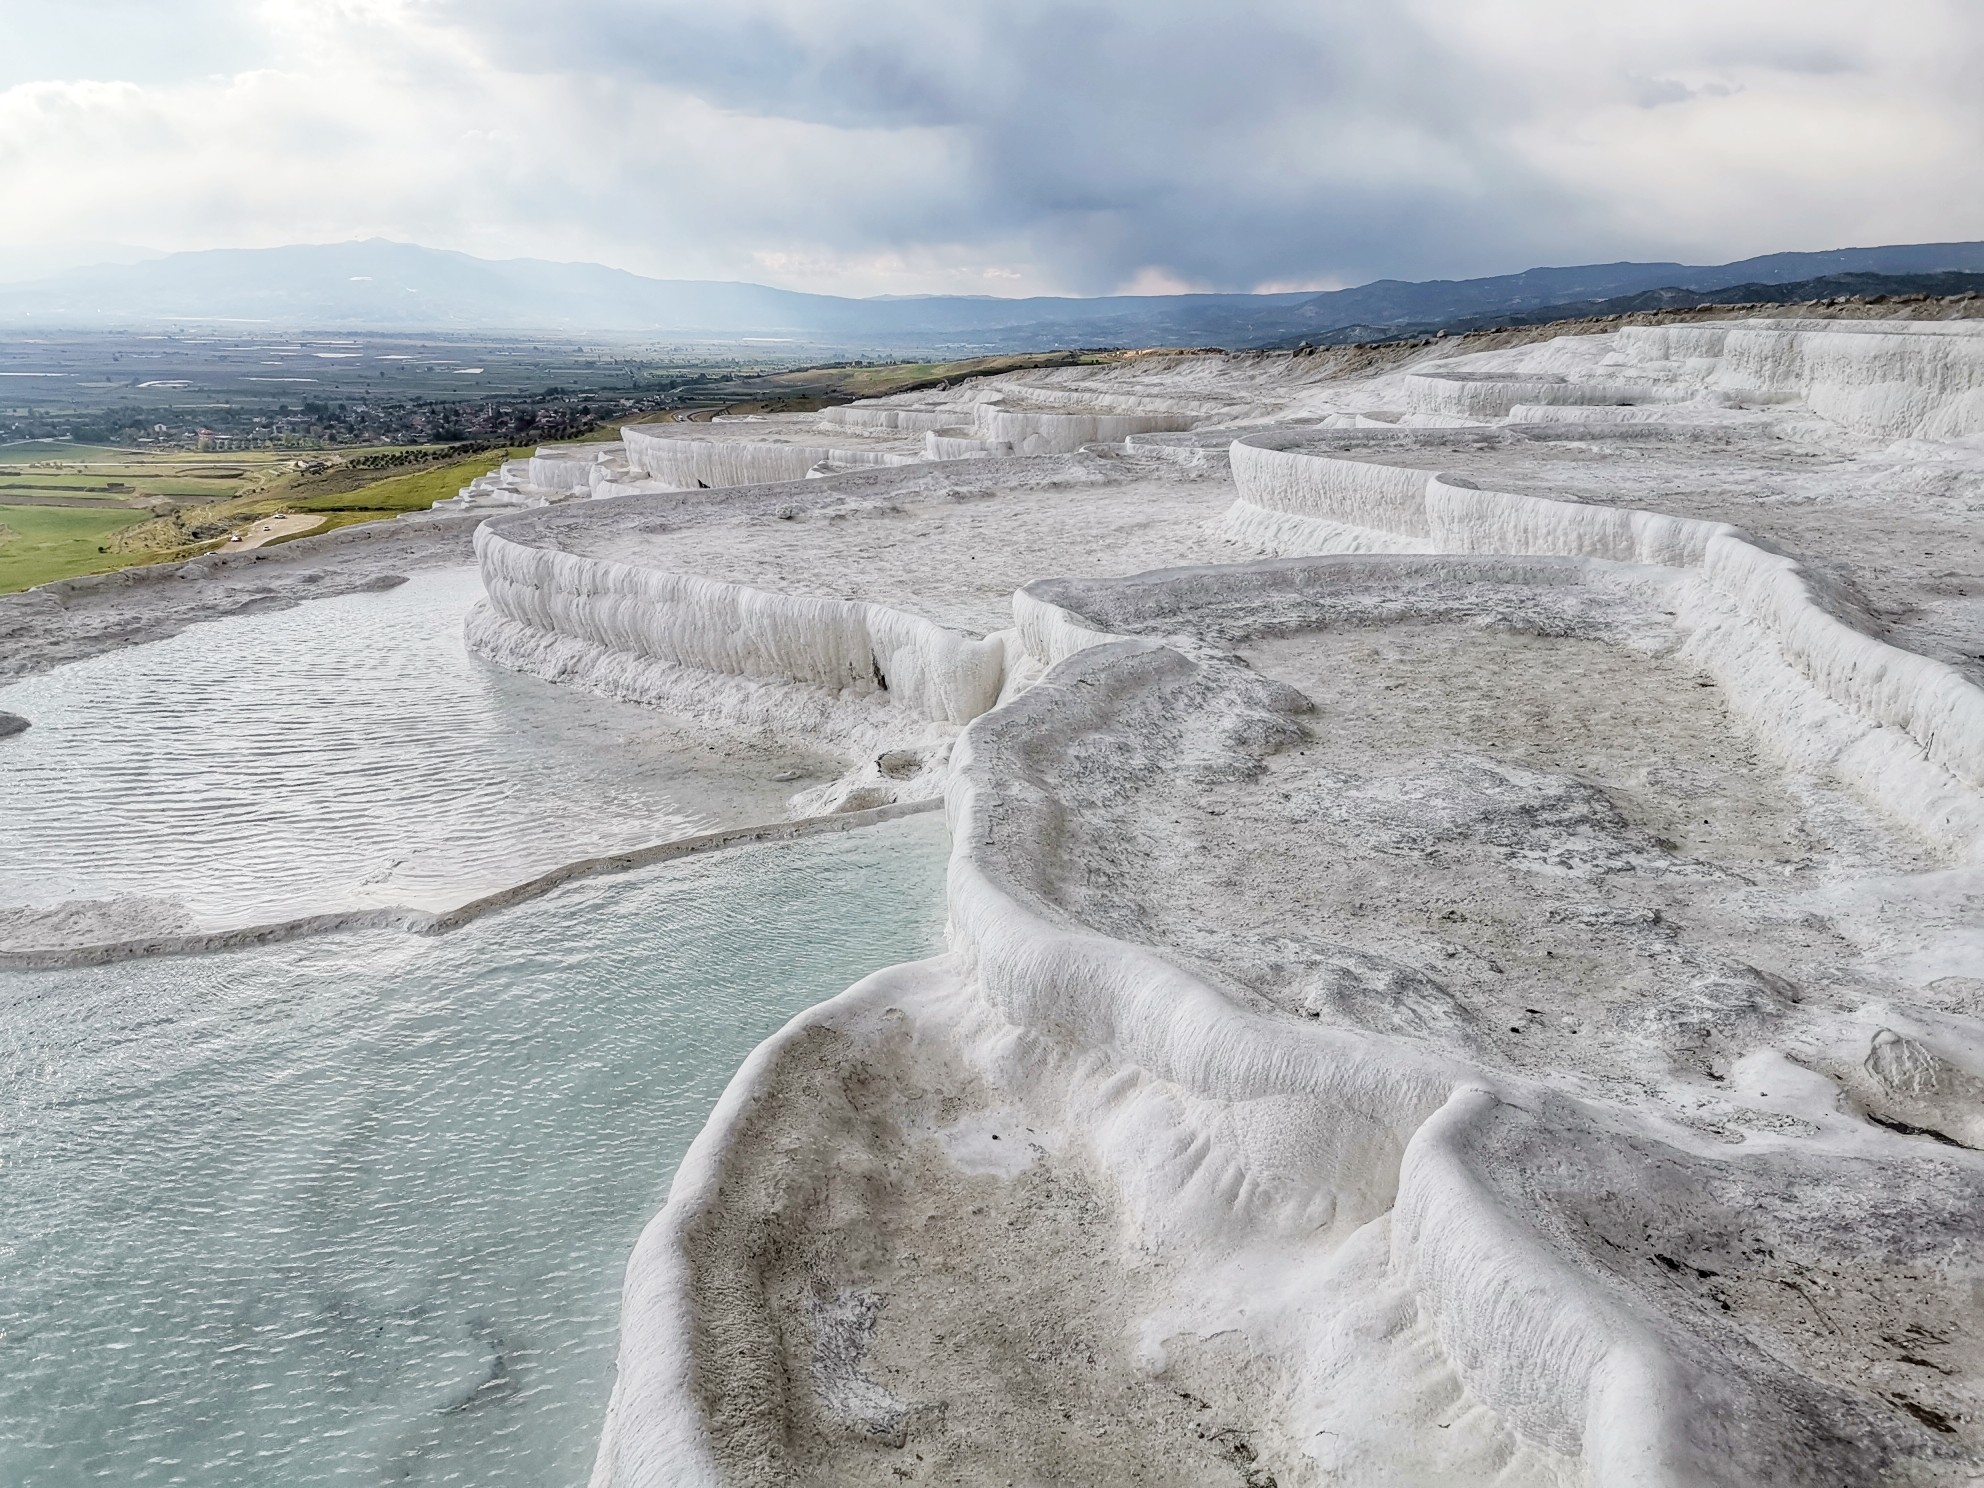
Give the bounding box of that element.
[1114,267,1211,297]
[0,0,266,89]
[0,0,1976,295]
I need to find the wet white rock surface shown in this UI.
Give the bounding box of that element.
[7,312,1983,1487]
[466,319,1984,1487]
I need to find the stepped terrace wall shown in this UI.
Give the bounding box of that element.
[620,426,923,489]
[591,553,1984,1486]
[1611,319,1984,438]
[1227,432,1984,850]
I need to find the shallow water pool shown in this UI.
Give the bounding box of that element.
[0,813,951,1486]
[0,567,829,933]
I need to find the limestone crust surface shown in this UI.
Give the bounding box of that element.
[464,318,1984,1487]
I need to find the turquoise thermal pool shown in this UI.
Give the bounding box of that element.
[0,813,951,1486]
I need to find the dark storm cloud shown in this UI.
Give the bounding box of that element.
[453,0,1597,290]
[7,1,1977,292]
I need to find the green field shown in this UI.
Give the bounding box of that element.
[108,446,530,559]
[0,474,238,501]
[0,444,526,593]
[0,440,131,463]
[0,503,153,592]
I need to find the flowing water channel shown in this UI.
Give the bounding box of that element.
[0,569,952,1484]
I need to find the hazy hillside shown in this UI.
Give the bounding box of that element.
[2,238,1981,351]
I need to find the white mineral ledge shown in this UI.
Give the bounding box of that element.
[464,321,1984,1486]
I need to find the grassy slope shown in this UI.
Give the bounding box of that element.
[267,446,533,539]
[0,503,154,592]
[0,446,528,593]
[283,448,532,514]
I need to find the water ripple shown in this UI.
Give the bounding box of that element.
[0,568,827,930]
[0,815,950,1486]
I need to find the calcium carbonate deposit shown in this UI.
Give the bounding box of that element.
[4,307,1982,1488]
[458,311,1984,1487]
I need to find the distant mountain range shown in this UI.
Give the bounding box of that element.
[1320,270,1984,347]
[1,238,1980,353]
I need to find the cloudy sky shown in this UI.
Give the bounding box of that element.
[0,0,1979,296]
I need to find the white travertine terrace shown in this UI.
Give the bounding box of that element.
[443,385,1211,513]
[467,316,1984,1486]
